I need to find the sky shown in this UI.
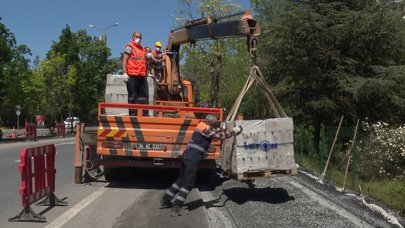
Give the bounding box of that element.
[0,0,252,61]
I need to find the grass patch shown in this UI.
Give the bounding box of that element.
[361,180,405,217]
[300,156,323,174]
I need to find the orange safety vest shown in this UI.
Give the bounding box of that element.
[153,50,163,59]
[126,41,146,76]
[182,121,212,162]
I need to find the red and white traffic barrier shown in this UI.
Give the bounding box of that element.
[9,144,67,223]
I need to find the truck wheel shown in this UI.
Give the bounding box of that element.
[104,167,118,181]
[83,144,104,180]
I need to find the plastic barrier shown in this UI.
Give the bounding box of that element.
[25,122,37,141]
[9,144,67,223]
[56,123,65,138]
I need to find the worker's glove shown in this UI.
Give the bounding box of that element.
[233,125,243,135]
[123,73,129,83]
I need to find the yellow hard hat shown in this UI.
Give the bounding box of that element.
[155,41,162,47]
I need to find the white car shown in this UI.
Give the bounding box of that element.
[64,117,80,130]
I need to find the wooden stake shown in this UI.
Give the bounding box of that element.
[342,155,351,191]
[319,116,344,181]
[342,119,360,191]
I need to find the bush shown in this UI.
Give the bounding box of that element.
[357,122,405,181]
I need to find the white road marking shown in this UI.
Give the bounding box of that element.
[45,186,107,228]
[14,160,20,163]
[289,180,373,228]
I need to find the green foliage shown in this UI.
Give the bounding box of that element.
[362,180,405,217]
[21,70,46,121]
[296,120,405,217]
[357,122,405,181]
[0,18,33,126]
[250,0,405,159]
[252,0,405,126]
[29,26,117,126]
[354,66,405,124]
[177,0,245,108]
[256,1,358,125]
[303,152,405,217]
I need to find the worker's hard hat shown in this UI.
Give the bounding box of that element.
[155,41,162,47]
[204,114,221,128]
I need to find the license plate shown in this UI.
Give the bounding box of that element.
[133,143,165,151]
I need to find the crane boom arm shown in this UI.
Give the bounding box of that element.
[162,9,261,98]
[167,9,260,50]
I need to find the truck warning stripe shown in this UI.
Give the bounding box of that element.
[99,129,111,137]
[130,116,147,157]
[115,116,125,129]
[172,119,192,158]
[98,129,128,138]
[100,116,110,128]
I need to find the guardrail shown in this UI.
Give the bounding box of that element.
[9,144,67,222]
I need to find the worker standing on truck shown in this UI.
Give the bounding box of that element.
[160,114,243,216]
[145,46,158,116]
[144,46,153,76]
[145,46,159,78]
[122,31,148,116]
[152,41,165,82]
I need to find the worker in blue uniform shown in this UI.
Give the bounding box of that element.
[160,114,242,216]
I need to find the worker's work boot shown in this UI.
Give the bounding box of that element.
[170,206,182,217]
[160,197,172,209]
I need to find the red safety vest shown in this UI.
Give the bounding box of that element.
[126,41,146,76]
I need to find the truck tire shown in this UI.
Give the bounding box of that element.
[103,155,119,181]
[104,166,119,181]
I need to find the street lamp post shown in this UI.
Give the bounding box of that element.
[88,22,119,45]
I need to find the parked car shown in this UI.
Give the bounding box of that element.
[64,117,80,130]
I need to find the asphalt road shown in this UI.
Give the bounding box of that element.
[201,173,405,228]
[0,138,404,228]
[0,138,210,228]
[0,137,94,228]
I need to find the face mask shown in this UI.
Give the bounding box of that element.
[156,47,160,51]
[134,38,141,44]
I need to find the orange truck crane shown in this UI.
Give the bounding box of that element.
[74,9,260,182]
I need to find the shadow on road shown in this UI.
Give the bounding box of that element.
[223,187,295,204]
[203,187,295,209]
[84,167,180,190]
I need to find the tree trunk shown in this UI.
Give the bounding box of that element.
[210,51,221,107]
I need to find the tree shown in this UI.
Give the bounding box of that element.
[251,0,405,152]
[176,0,245,107]
[0,18,33,126]
[38,25,118,126]
[39,53,73,124]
